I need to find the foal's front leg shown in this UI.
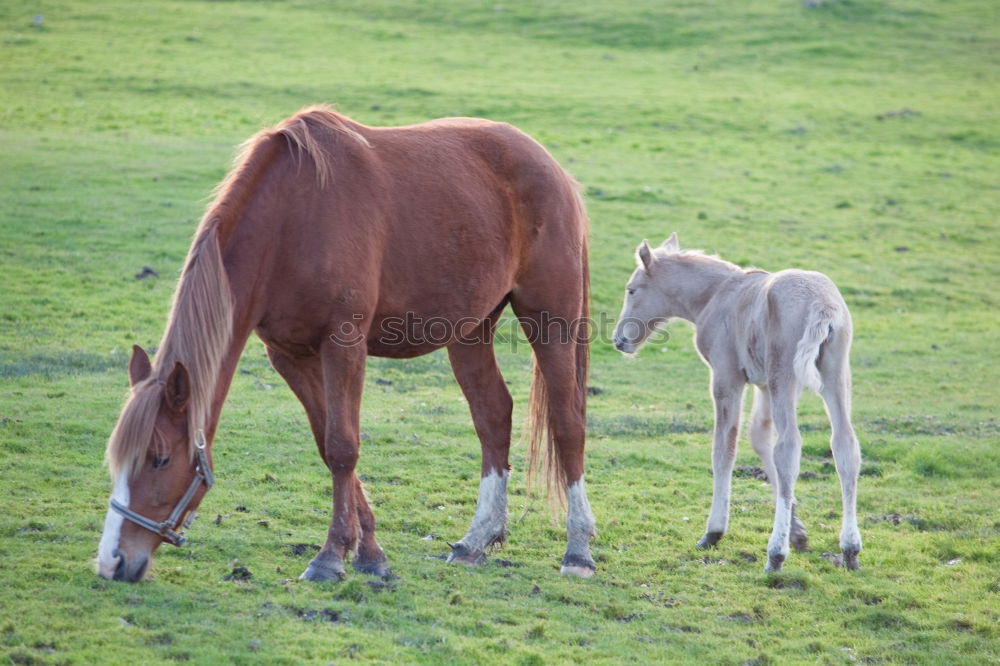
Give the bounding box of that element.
[698,372,746,548]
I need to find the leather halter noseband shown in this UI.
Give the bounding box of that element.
[109,429,215,547]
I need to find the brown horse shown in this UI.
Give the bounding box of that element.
[96,106,596,582]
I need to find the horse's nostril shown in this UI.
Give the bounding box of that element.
[112,552,128,581]
[111,551,149,583]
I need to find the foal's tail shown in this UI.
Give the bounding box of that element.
[526,195,590,510]
[793,302,843,394]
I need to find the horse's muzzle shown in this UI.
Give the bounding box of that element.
[109,549,149,583]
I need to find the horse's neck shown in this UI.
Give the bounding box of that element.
[672,257,741,322]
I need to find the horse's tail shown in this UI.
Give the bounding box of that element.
[526,191,590,509]
[793,301,842,394]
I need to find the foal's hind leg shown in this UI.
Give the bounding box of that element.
[749,387,807,552]
[765,382,804,572]
[445,331,514,566]
[820,360,862,569]
[698,370,745,548]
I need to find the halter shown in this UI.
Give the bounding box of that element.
[109,429,215,547]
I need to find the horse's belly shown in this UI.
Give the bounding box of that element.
[365,308,497,358]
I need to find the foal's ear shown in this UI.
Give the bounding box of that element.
[636,240,654,272]
[164,362,191,414]
[662,232,680,252]
[128,345,152,386]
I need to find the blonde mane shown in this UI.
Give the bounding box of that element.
[106,222,234,478]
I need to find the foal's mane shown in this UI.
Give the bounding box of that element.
[660,247,743,272]
[105,106,370,478]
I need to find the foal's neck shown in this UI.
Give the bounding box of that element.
[669,254,742,322]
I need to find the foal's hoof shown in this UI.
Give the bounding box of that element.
[842,549,860,571]
[764,552,785,573]
[790,513,809,553]
[697,531,724,549]
[446,543,486,567]
[299,553,346,582]
[560,553,596,578]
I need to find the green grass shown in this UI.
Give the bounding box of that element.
[1,0,999,663]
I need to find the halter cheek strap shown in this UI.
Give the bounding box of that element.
[109,429,215,547]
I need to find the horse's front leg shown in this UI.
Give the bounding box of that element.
[445,334,513,566]
[300,338,370,582]
[698,371,746,548]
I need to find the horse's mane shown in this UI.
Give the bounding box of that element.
[105,225,234,478]
[105,106,370,478]
[214,105,369,197]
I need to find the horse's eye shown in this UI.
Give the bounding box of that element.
[627,288,636,296]
[152,455,171,470]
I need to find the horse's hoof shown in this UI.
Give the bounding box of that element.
[353,556,393,579]
[299,554,346,582]
[842,549,860,570]
[697,531,724,549]
[560,552,596,578]
[764,552,785,573]
[446,543,486,566]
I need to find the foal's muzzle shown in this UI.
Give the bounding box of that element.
[612,332,636,354]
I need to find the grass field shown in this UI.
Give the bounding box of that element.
[1,0,999,663]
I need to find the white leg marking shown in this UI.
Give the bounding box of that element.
[461,470,508,553]
[561,478,597,578]
[96,471,129,578]
[566,479,596,542]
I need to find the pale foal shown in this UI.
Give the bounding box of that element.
[613,233,862,572]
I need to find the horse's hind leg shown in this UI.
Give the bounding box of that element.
[446,326,514,566]
[749,386,807,552]
[698,369,745,548]
[819,350,862,569]
[512,306,596,577]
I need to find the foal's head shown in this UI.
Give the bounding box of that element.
[612,232,685,354]
[97,345,206,582]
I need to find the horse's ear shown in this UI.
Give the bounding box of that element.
[164,362,191,414]
[128,345,152,387]
[662,232,680,252]
[637,240,654,272]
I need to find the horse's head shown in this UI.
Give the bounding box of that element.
[613,232,682,354]
[97,345,212,582]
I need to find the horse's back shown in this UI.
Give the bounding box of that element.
[246,110,584,357]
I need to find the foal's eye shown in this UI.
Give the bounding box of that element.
[627,288,636,296]
[152,455,171,470]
